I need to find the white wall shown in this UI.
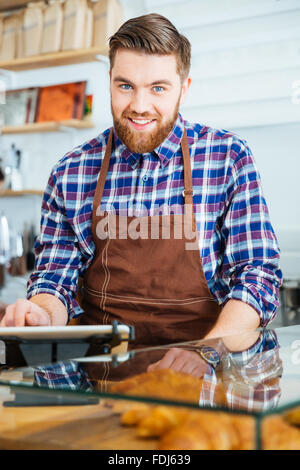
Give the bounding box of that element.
[0,0,299,280]
[230,122,300,280]
[143,0,300,280]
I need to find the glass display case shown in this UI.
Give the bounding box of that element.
[0,325,299,450]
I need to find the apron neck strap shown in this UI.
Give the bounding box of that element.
[93,128,113,217]
[181,129,194,205]
[93,126,194,213]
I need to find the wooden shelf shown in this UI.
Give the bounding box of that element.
[0,47,108,71]
[1,119,95,134]
[0,189,43,197]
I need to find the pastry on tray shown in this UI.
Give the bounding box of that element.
[156,410,300,450]
[283,406,300,427]
[120,404,152,426]
[229,415,256,450]
[110,370,300,450]
[158,419,213,450]
[121,404,255,450]
[109,368,225,405]
[156,410,255,450]
[124,406,190,438]
[158,410,235,450]
[262,414,300,450]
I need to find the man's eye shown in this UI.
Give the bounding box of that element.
[153,86,164,93]
[120,84,132,90]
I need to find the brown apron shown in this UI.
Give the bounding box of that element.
[80,128,221,381]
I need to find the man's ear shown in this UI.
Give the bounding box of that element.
[180,77,192,106]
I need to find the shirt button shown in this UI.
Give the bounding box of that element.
[142,174,149,182]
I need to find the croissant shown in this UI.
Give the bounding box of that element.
[114,365,300,450]
[156,411,300,450]
[137,406,190,438]
[110,368,203,404]
[176,411,231,449]
[120,404,151,425]
[283,406,300,427]
[120,404,256,450]
[158,410,248,450]
[229,415,255,450]
[262,415,300,450]
[158,423,212,450]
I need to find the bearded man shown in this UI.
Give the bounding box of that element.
[1,14,281,376]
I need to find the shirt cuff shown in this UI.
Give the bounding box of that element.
[34,361,93,391]
[27,281,83,322]
[222,283,278,328]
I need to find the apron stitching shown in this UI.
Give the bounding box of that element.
[103,237,111,325]
[100,241,107,320]
[102,361,109,389]
[100,240,107,311]
[101,353,111,388]
[100,236,110,324]
[102,239,108,324]
[104,238,111,325]
[85,291,215,305]
[109,295,214,302]
[106,298,215,305]
[104,297,215,305]
[85,286,213,302]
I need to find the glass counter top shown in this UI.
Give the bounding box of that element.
[0,325,299,450]
[0,325,299,416]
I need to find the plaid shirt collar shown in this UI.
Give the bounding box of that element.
[113,113,185,169]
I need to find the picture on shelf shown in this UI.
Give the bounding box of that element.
[35,81,87,122]
[0,81,89,128]
[83,94,93,122]
[0,87,39,126]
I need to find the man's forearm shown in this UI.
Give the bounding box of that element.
[205,299,260,340]
[29,294,68,326]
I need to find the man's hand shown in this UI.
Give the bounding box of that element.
[147,347,210,378]
[0,299,51,327]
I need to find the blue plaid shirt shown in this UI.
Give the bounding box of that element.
[27,113,282,326]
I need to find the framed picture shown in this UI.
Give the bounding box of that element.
[0,87,39,126]
[35,81,87,122]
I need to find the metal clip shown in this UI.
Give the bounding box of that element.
[182,189,193,197]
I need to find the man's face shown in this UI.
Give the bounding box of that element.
[110,49,191,153]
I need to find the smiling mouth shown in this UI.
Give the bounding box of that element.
[127,117,156,129]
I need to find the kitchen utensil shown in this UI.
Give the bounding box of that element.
[0,212,10,288]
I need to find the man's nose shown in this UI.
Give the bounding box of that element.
[129,90,151,115]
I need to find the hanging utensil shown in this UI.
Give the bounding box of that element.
[0,212,10,288]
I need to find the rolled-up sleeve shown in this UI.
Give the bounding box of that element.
[27,168,87,321]
[218,140,282,327]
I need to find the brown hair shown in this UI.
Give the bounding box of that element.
[109,13,191,81]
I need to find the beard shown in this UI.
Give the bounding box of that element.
[111,97,180,154]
